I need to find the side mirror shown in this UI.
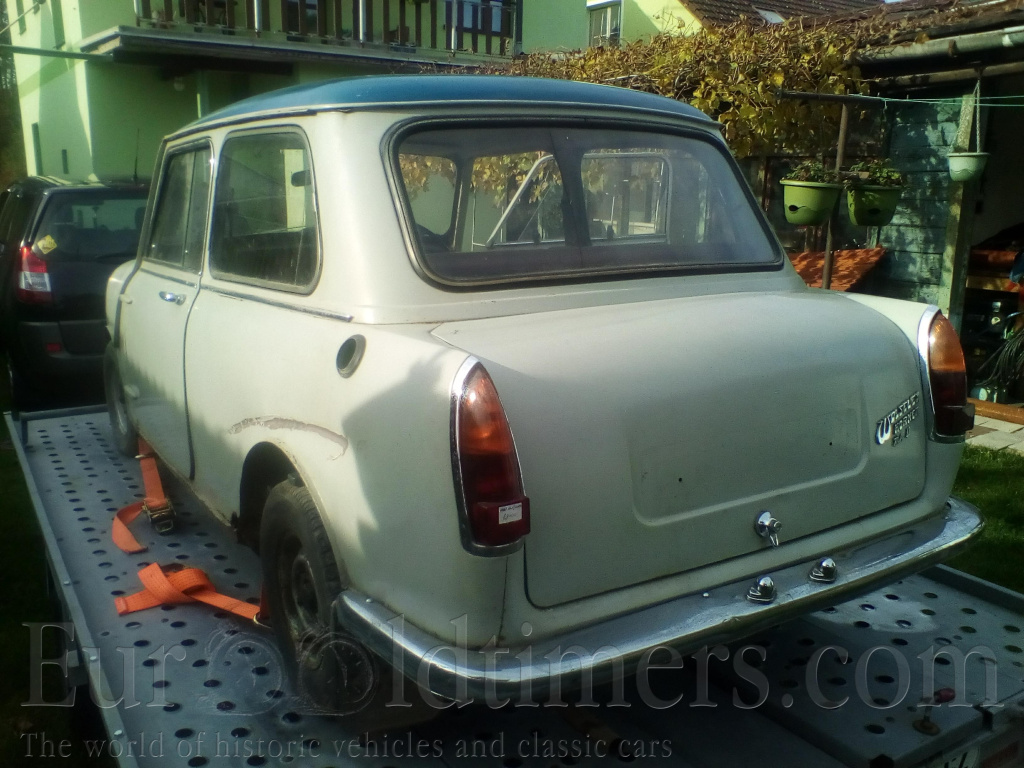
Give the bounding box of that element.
[290,170,311,188]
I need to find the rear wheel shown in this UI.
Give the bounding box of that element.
[7,359,37,414]
[103,345,137,456]
[260,478,379,713]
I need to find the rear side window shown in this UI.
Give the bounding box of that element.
[210,132,319,292]
[146,147,212,272]
[396,125,780,285]
[1,190,38,255]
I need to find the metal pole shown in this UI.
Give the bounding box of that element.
[821,102,850,291]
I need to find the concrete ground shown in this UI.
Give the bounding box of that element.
[967,414,1024,452]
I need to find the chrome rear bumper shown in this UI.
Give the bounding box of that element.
[335,497,982,702]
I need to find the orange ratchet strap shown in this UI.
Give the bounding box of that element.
[110,439,270,625]
[111,438,175,554]
[115,563,261,621]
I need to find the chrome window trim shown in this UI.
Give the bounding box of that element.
[449,356,527,558]
[138,266,198,288]
[203,285,353,323]
[916,304,965,444]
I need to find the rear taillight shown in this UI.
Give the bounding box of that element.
[924,311,974,437]
[452,361,530,552]
[16,246,52,304]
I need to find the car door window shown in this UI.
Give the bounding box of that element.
[147,147,212,272]
[209,132,319,292]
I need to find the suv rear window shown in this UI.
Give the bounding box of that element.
[33,191,148,263]
[395,125,780,285]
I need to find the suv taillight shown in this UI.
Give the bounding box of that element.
[452,362,530,551]
[925,311,974,437]
[16,246,52,304]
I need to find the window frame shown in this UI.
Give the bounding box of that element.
[143,140,214,275]
[207,126,322,296]
[588,0,621,47]
[385,117,785,291]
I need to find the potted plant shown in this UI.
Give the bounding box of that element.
[780,160,842,226]
[947,151,989,182]
[846,159,903,227]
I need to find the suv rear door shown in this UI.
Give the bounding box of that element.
[120,146,211,476]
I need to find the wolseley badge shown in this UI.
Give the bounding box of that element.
[876,393,920,446]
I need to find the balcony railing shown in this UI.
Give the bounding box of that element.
[134,0,520,57]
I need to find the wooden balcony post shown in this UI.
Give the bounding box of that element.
[365,0,373,42]
[279,0,288,31]
[225,0,236,26]
[383,0,390,43]
[415,0,422,46]
[204,0,215,25]
[430,0,437,48]
[260,0,270,30]
[317,0,327,35]
[482,0,491,54]
[298,0,308,33]
[184,0,198,23]
[333,0,342,37]
[398,0,406,43]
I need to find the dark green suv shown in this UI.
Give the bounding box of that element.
[0,177,149,411]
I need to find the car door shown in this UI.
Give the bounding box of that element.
[119,145,211,476]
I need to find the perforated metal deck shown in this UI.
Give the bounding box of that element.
[8,412,1024,768]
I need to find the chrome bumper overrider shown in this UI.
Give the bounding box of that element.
[335,497,982,701]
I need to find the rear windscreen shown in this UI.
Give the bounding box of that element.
[33,191,148,263]
[394,125,781,286]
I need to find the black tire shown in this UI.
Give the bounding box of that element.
[260,478,379,713]
[7,358,36,415]
[104,345,137,457]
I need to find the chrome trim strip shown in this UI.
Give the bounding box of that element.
[139,266,198,288]
[203,286,353,322]
[916,305,965,444]
[337,497,983,700]
[449,356,526,558]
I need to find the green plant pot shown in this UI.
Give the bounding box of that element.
[780,180,842,226]
[947,151,989,183]
[846,185,902,227]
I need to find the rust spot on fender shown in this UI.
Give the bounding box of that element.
[228,417,349,455]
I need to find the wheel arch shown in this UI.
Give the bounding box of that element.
[237,441,308,552]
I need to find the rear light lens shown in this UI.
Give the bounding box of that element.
[16,246,52,304]
[926,312,974,437]
[453,362,530,550]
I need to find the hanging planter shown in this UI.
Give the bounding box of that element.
[948,80,989,183]
[947,151,989,183]
[780,161,841,226]
[846,159,903,227]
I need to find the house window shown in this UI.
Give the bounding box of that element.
[51,0,65,48]
[460,1,507,34]
[589,2,621,47]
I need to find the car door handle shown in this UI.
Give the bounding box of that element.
[159,291,186,305]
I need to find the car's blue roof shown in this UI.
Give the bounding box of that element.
[187,74,710,129]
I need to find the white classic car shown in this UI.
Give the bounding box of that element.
[105,74,981,708]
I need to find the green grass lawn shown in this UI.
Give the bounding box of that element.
[0,356,1020,762]
[948,443,1024,594]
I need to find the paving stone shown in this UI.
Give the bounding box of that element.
[967,430,1024,450]
[981,418,1023,433]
